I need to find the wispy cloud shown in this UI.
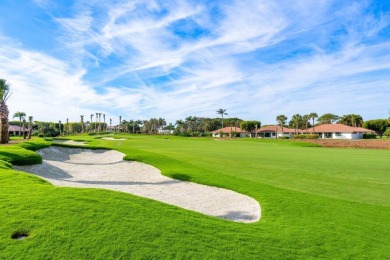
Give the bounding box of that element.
[0,0,389,124]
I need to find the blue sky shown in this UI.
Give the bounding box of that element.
[0,0,389,125]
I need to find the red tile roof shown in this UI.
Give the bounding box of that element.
[306,124,374,133]
[256,125,296,133]
[211,127,245,133]
[8,125,31,132]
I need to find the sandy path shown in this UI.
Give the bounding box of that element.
[14,146,260,223]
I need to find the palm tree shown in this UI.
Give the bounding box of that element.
[95,113,98,132]
[216,108,227,128]
[302,114,310,133]
[22,118,27,139]
[90,114,94,132]
[291,114,302,134]
[103,114,106,132]
[0,79,11,144]
[110,118,112,132]
[276,115,287,136]
[66,118,69,135]
[119,116,122,132]
[13,111,26,138]
[309,112,318,133]
[58,120,62,136]
[80,115,84,134]
[28,116,33,139]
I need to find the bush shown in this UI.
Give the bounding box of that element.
[363,133,376,139]
[279,136,290,139]
[292,134,319,139]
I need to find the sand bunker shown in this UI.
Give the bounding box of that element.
[53,139,86,146]
[14,147,260,223]
[101,137,126,141]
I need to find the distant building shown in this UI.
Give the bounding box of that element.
[256,125,296,138]
[306,124,374,139]
[8,125,31,136]
[211,127,246,138]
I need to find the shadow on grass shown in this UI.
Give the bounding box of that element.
[171,173,192,181]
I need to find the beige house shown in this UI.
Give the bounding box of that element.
[211,127,246,138]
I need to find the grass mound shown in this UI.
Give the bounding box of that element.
[0,146,42,165]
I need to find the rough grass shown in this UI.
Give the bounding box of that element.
[0,135,389,259]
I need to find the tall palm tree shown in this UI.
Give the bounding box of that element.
[302,114,310,133]
[110,118,112,132]
[66,118,69,135]
[216,108,227,128]
[28,116,33,139]
[291,114,302,134]
[90,114,94,132]
[13,111,26,138]
[80,115,84,134]
[276,115,287,135]
[95,113,98,132]
[309,112,318,133]
[59,120,62,136]
[22,118,27,139]
[119,116,122,132]
[0,79,11,144]
[103,114,106,132]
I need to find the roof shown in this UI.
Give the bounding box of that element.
[211,127,245,134]
[306,124,375,133]
[256,125,296,133]
[8,125,31,131]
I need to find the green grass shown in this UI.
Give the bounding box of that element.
[1,135,389,259]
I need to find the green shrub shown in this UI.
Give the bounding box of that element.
[363,133,376,139]
[279,136,290,139]
[292,134,319,139]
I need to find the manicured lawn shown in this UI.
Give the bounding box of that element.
[1,135,389,258]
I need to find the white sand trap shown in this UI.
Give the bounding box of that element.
[53,139,86,146]
[101,137,126,141]
[14,146,260,223]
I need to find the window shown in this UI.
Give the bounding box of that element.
[325,132,332,138]
[336,132,342,137]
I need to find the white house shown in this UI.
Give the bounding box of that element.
[211,127,246,138]
[256,125,296,138]
[306,124,374,139]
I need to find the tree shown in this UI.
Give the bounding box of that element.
[22,118,27,139]
[80,115,84,134]
[59,120,62,135]
[339,114,363,127]
[302,114,310,133]
[317,113,339,124]
[309,112,318,133]
[363,119,388,138]
[28,116,33,139]
[240,120,261,138]
[216,109,228,128]
[276,115,287,131]
[90,114,94,132]
[0,79,11,144]
[103,114,106,132]
[290,114,303,134]
[119,116,122,132]
[13,111,26,138]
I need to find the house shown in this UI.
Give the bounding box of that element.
[306,124,374,139]
[211,127,246,138]
[8,125,31,136]
[256,125,296,138]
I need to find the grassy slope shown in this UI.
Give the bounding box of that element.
[0,135,389,259]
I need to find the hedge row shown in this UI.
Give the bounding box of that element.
[292,134,319,139]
